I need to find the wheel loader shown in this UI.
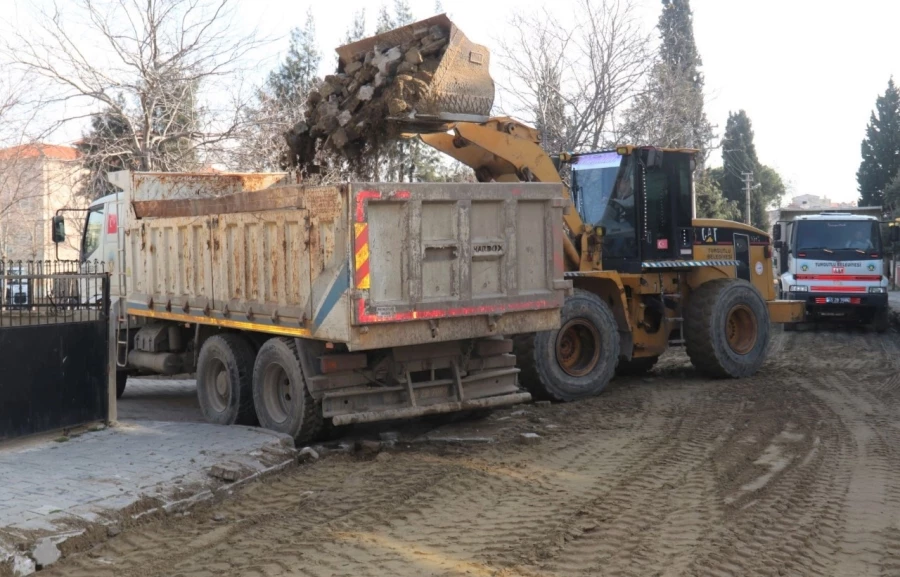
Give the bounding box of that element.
[322,15,806,402]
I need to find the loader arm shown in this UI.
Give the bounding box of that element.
[418,117,587,269]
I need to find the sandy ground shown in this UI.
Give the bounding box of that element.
[39,327,900,577]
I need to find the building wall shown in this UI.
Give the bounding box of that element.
[0,152,86,262]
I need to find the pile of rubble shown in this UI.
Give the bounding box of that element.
[286,24,451,170]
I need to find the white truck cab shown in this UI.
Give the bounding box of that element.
[774,211,889,331]
[79,192,122,300]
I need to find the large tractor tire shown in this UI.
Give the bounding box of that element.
[252,337,323,443]
[514,289,619,402]
[615,355,659,377]
[685,279,770,378]
[196,334,258,426]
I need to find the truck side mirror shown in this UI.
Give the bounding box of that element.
[774,240,784,250]
[51,215,66,243]
[772,225,781,241]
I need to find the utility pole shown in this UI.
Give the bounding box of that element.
[742,172,753,225]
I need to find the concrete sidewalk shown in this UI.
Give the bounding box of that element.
[0,420,295,575]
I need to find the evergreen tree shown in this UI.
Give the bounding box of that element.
[375,4,395,34]
[622,0,713,160]
[884,173,900,216]
[393,0,414,26]
[344,9,367,44]
[267,9,320,105]
[717,111,783,229]
[695,169,739,221]
[78,97,138,198]
[857,78,900,207]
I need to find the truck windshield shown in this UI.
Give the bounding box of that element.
[795,220,881,254]
[571,152,637,259]
[82,205,104,262]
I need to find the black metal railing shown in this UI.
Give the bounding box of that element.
[0,260,109,327]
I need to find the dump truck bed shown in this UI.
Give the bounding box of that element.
[118,173,567,350]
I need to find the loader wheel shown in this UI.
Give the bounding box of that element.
[685,279,770,378]
[252,338,323,443]
[615,355,659,377]
[515,289,619,402]
[197,334,258,426]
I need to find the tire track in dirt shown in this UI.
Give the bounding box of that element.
[43,328,900,577]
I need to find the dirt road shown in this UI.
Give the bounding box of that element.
[46,328,900,577]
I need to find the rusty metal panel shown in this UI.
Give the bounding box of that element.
[350,182,567,339]
[211,210,312,325]
[130,172,287,202]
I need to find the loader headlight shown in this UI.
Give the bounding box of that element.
[789,285,809,292]
[868,287,887,294]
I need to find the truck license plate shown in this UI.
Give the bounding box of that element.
[825,297,851,304]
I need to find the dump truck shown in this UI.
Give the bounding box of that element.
[773,209,892,331]
[52,171,567,439]
[301,14,806,402]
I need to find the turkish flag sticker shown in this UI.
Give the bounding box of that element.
[657,238,669,250]
[107,213,118,234]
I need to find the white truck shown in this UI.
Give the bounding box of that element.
[773,210,892,331]
[52,171,568,441]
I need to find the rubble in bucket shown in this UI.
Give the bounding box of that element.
[285,26,450,170]
[285,14,495,173]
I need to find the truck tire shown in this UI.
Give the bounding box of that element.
[116,371,128,399]
[197,334,257,426]
[685,279,770,378]
[252,337,323,443]
[515,289,619,402]
[615,355,659,377]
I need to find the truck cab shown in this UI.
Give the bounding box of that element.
[79,192,121,301]
[774,212,889,330]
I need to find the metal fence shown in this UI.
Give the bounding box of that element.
[0,260,108,326]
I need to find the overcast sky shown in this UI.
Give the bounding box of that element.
[5,0,900,206]
[238,0,900,205]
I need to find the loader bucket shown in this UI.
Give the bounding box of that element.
[335,14,495,122]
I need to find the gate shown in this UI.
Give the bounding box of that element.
[0,261,109,440]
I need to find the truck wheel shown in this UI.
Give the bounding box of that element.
[615,355,659,377]
[116,371,128,399]
[252,338,323,443]
[685,279,770,378]
[197,334,257,426]
[515,289,619,402]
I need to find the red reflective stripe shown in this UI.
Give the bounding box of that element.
[355,190,382,223]
[356,298,556,324]
[810,286,866,292]
[795,274,881,281]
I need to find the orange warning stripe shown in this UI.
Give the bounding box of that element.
[355,223,370,289]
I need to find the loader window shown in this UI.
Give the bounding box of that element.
[571,152,637,259]
[82,205,104,262]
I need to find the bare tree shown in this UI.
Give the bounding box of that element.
[497,0,651,153]
[4,0,267,194]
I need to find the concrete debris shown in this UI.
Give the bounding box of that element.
[285,24,451,170]
[422,436,495,445]
[208,462,249,483]
[31,538,61,569]
[106,525,122,538]
[534,400,552,408]
[355,440,383,455]
[298,447,320,463]
[519,433,542,445]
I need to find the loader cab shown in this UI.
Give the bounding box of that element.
[569,147,695,273]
